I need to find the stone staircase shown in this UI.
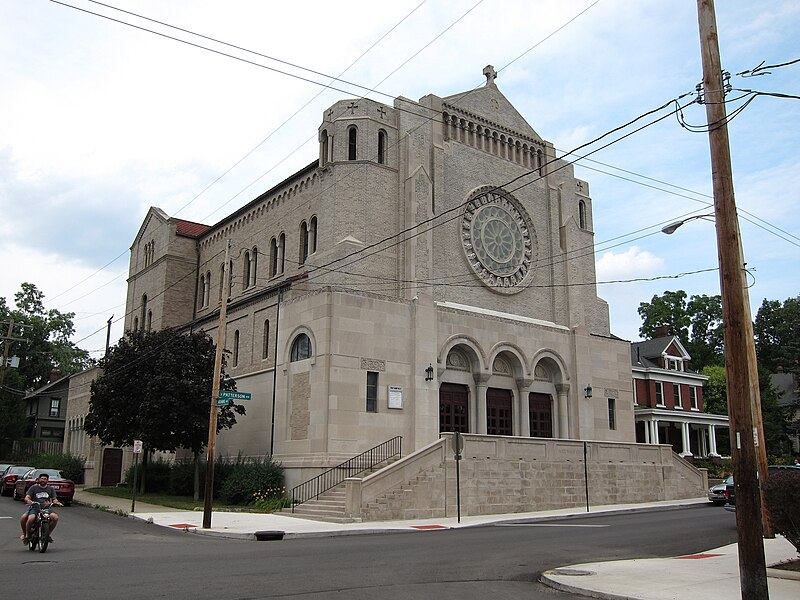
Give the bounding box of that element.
[282,456,401,523]
[361,465,445,521]
[281,483,355,523]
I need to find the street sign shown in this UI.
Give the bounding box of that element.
[133,440,143,454]
[216,397,230,407]
[219,390,252,401]
[451,431,464,458]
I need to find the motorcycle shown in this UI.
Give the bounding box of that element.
[27,502,53,553]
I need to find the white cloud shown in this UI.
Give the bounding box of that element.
[596,247,664,281]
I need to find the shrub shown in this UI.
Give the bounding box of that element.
[169,459,198,496]
[691,457,732,479]
[218,456,284,505]
[764,470,800,552]
[123,456,172,493]
[32,453,86,483]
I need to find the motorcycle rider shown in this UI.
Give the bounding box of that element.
[20,472,62,544]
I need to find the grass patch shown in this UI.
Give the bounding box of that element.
[84,487,240,511]
[83,487,288,513]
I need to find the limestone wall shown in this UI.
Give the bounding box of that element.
[347,433,707,521]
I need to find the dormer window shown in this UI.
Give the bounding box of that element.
[665,357,683,371]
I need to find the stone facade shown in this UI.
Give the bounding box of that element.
[123,67,635,491]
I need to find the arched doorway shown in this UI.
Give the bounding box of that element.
[487,388,513,435]
[439,383,469,433]
[529,392,553,438]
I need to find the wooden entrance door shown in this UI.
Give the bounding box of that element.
[487,388,513,435]
[529,393,553,438]
[439,383,469,433]
[100,447,123,487]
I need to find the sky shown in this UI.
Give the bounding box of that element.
[1,0,798,362]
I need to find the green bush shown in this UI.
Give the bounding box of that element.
[692,458,733,479]
[218,456,285,505]
[169,459,198,496]
[123,457,172,493]
[764,470,800,552]
[32,453,86,483]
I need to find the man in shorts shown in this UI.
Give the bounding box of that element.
[20,472,62,543]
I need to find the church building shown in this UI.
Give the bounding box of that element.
[125,66,635,491]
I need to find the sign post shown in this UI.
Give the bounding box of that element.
[451,432,464,523]
[131,439,143,513]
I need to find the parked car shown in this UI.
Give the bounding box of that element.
[724,465,800,512]
[0,463,12,474]
[12,468,75,505]
[708,475,733,505]
[1,465,34,496]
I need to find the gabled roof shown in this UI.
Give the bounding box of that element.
[442,70,542,141]
[23,374,71,399]
[631,335,691,368]
[175,219,211,238]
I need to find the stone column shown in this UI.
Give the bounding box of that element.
[651,419,660,444]
[516,378,534,437]
[474,372,490,434]
[555,383,570,439]
[680,422,692,456]
[708,424,720,456]
[643,417,651,444]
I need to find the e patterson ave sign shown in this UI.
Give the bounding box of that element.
[216,390,252,406]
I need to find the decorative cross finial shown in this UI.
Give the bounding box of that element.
[483,65,497,86]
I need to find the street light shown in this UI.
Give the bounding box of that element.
[661,213,714,235]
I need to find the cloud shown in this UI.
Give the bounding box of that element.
[596,246,664,281]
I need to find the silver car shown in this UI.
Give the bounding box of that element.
[708,475,733,505]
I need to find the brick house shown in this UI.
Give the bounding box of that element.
[632,334,728,457]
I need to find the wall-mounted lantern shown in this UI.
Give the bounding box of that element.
[584,384,593,399]
[425,363,434,382]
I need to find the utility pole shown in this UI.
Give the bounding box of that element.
[203,239,231,529]
[696,1,768,598]
[0,320,29,386]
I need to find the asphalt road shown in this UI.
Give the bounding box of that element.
[1,497,738,599]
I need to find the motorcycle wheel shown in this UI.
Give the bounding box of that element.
[28,531,38,551]
[39,522,49,553]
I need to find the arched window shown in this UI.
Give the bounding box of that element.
[133,317,139,332]
[377,129,387,164]
[279,233,286,273]
[290,333,312,362]
[348,126,357,160]
[578,200,587,229]
[199,273,206,307]
[232,330,240,367]
[141,294,148,326]
[243,251,251,289]
[205,271,211,306]
[147,310,153,332]
[320,129,329,167]
[262,319,270,360]
[219,263,225,301]
[299,221,309,265]
[250,248,258,287]
[309,216,317,254]
[228,260,234,297]
[270,238,278,277]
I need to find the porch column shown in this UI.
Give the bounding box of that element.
[555,383,570,439]
[680,422,692,456]
[474,372,490,434]
[516,378,534,437]
[708,424,720,456]
[650,419,660,444]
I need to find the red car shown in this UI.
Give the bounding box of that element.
[1,465,33,496]
[12,468,75,505]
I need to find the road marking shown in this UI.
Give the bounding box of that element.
[0,516,12,520]
[495,523,608,528]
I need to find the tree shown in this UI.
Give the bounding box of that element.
[637,290,724,371]
[1,283,93,390]
[0,283,93,454]
[754,296,800,374]
[85,328,245,493]
[701,365,728,415]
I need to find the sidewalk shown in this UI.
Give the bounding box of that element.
[73,490,800,599]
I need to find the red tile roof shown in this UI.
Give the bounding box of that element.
[175,219,211,238]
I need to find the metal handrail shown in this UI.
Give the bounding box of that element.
[291,436,402,511]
